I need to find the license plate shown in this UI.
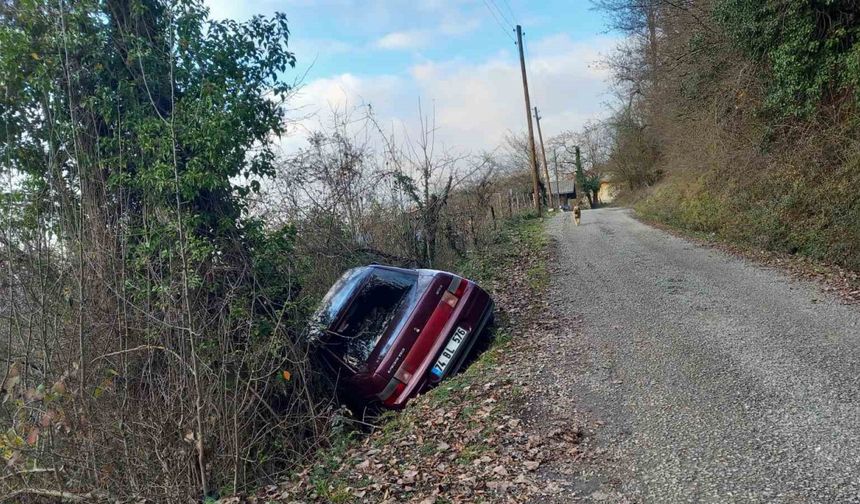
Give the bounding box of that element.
[431,326,469,378]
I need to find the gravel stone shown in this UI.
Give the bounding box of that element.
[546,208,860,503]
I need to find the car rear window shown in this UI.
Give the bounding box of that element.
[308,267,420,372]
[329,268,417,369]
[312,267,367,330]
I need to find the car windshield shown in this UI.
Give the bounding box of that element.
[311,267,418,370]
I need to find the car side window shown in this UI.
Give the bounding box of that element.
[335,269,416,368]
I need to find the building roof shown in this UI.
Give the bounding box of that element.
[551,177,576,195]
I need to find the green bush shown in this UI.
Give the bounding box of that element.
[715,0,860,118]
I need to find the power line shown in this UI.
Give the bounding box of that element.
[500,0,517,24]
[482,0,516,43]
[489,0,516,27]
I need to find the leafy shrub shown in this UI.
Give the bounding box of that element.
[715,0,860,118]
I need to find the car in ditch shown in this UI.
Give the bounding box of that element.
[308,264,494,409]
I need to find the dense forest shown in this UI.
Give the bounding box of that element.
[594,0,860,270]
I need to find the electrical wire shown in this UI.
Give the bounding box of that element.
[500,0,517,24]
[481,0,516,43]
[489,0,516,28]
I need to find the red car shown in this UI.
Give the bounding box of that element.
[309,265,494,409]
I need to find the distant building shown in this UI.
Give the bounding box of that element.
[598,180,618,203]
[550,176,577,208]
[550,175,618,208]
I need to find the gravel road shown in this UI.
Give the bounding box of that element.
[546,207,860,503]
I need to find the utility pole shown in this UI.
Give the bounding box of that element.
[516,25,542,216]
[574,145,583,206]
[534,107,554,209]
[553,148,561,209]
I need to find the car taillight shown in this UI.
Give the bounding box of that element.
[395,367,413,382]
[383,380,406,407]
[441,291,458,308]
[449,276,467,297]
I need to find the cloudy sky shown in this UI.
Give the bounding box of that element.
[203,0,619,155]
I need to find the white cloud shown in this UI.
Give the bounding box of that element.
[373,16,480,51]
[408,33,618,150]
[291,73,406,112]
[205,0,324,20]
[375,30,430,50]
[438,16,481,36]
[280,33,620,156]
[290,37,355,58]
[203,0,482,54]
[276,72,411,154]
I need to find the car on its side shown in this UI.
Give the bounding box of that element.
[308,265,494,409]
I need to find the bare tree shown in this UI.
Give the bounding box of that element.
[376,102,478,267]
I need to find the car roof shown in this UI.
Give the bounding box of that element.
[368,263,418,274]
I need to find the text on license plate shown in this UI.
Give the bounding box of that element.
[431,326,469,378]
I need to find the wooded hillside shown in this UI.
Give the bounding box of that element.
[595,0,860,270]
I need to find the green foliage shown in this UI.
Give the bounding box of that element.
[577,171,602,203]
[456,213,541,286]
[573,144,601,204]
[1,0,310,498]
[636,153,860,271]
[715,0,860,118]
[635,176,725,234]
[2,0,299,309]
[594,0,860,274]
